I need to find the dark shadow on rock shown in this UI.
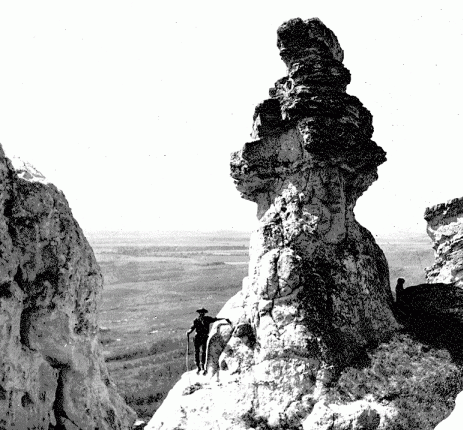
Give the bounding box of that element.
[395,282,463,364]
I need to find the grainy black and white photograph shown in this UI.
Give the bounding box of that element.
[1,1,463,429]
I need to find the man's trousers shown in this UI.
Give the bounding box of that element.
[193,335,208,369]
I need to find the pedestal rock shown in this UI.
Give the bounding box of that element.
[0,150,136,428]
[146,17,398,430]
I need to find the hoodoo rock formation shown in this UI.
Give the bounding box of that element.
[0,149,136,428]
[146,17,398,430]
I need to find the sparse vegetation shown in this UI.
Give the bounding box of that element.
[106,335,187,419]
[331,332,463,429]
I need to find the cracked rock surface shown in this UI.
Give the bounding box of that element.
[0,149,136,429]
[425,197,463,286]
[146,17,398,430]
[423,198,463,430]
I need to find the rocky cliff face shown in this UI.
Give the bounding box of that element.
[421,198,463,430]
[0,149,135,428]
[395,197,463,343]
[425,197,463,286]
[146,17,398,430]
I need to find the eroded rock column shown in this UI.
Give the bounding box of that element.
[146,18,398,430]
[229,17,397,376]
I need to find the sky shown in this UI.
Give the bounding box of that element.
[0,1,462,237]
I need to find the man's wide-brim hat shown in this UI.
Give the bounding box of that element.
[196,308,208,314]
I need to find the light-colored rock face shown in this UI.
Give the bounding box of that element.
[10,156,50,184]
[147,17,398,430]
[302,396,397,430]
[425,197,463,286]
[425,199,463,430]
[0,147,135,428]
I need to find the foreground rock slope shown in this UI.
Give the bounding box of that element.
[146,17,398,430]
[0,150,135,428]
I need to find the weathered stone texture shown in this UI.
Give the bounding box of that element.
[146,17,398,430]
[425,197,463,286]
[302,395,397,430]
[0,149,135,429]
[424,198,463,430]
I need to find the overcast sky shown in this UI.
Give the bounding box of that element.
[0,1,462,237]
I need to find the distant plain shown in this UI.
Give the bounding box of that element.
[87,229,435,421]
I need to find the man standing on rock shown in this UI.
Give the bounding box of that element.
[395,278,405,302]
[186,308,231,375]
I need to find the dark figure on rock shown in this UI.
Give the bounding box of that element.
[186,308,231,375]
[395,277,405,302]
[393,277,407,322]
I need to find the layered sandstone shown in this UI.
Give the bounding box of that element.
[425,197,463,285]
[421,198,463,430]
[0,150,135,428]
[146,17,398,430]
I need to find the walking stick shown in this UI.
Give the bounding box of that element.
[186,335,190,372]
[186,335,192,387]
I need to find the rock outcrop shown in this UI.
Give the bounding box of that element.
[392,198,463,361]
[391,198,463,349]
[425,197,463,286]
[420,198,463,430]
[0,150,136,428]
[146,17,398,430]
